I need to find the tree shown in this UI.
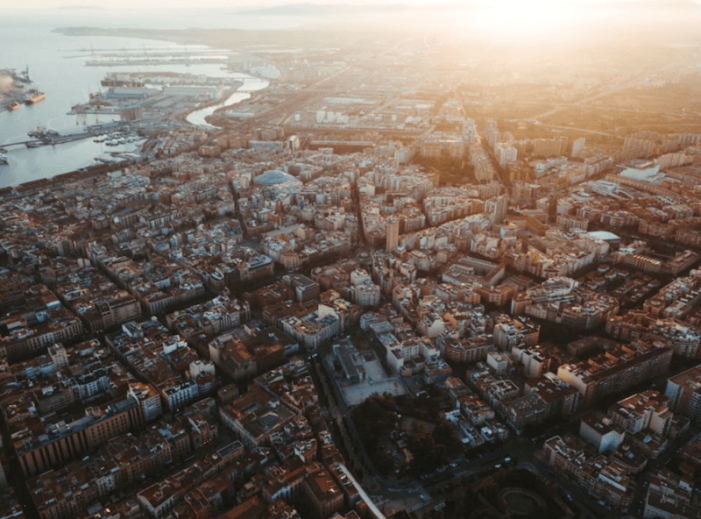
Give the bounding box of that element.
[433,420,463,457]
[469,506,499,519]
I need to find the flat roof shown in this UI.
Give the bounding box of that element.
[588,231,621,241]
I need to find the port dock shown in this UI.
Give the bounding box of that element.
[3,122,133,149]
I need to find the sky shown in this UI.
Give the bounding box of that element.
[2,0,699,42]
[2,0,699,10]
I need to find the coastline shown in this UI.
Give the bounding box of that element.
[53,27,278,80]
[0,157,137,199]
[181,78,244,121]
[0,24,269,190]
[56,26,263,54]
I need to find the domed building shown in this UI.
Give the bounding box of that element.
[253,170,303,190]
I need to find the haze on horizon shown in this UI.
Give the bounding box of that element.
[5,0,701,48]
[4,0,701,9]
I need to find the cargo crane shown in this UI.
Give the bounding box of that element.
[75,101,100,126]
[76,105,87,125]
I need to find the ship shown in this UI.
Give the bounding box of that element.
[28,129,57,139]
[101,75,144,88]
[0,154,8,165]
[8,102,20,111]
[24,90,45,105]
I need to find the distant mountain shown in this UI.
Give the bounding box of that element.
[238,3,422,16]
[55,4,104,9]
[239,0,701,16]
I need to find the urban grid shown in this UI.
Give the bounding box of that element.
[2,4,701,519]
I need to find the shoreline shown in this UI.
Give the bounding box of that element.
[1,26,269,191]
[181,81,245,128]
[54,27,274,82]
[0,157,137,199]
[55,26,254,54]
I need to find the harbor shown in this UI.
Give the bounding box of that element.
[67,71,244,121]
[0,62,262,186]
[0,16,267,188]
[1,122,134,150]
[85,56,230,67]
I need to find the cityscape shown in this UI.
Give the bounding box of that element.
[2,1,701,519]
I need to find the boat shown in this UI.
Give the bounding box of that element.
[101,76,144,88]
[8,102,20,111]
[0,154,8,165]
[26,141,43,148]
[24,90,45,105]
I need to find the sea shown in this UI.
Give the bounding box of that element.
[0,9,314,188]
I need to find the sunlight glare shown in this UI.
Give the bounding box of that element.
[464,0,580,44]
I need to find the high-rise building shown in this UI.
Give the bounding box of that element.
[463,118,477,144]
[485,195,508,225]
[624,135,655,159]
[485,120,500,151]
[497,144,518,168]
[386,217,399,252]
[665,365,701,422]
[572,137,586,158]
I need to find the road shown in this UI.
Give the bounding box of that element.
[404,422,621,519]
[337,463,387,519]
[209,38,412,137]
[208,53,361,132]
[534,122,616,138]
[529,65,673,124]
[310,348,673,519]
[309,353,423,511]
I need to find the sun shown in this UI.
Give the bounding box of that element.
[454,0,582,45]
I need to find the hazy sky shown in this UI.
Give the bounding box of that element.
[2,0,698,10]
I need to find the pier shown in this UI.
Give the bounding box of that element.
[2,140,45,149]
[2,122,132,149]
[85,57,228,67]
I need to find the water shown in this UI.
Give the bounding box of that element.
[186,77,269,128]
[0,9,300,188]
